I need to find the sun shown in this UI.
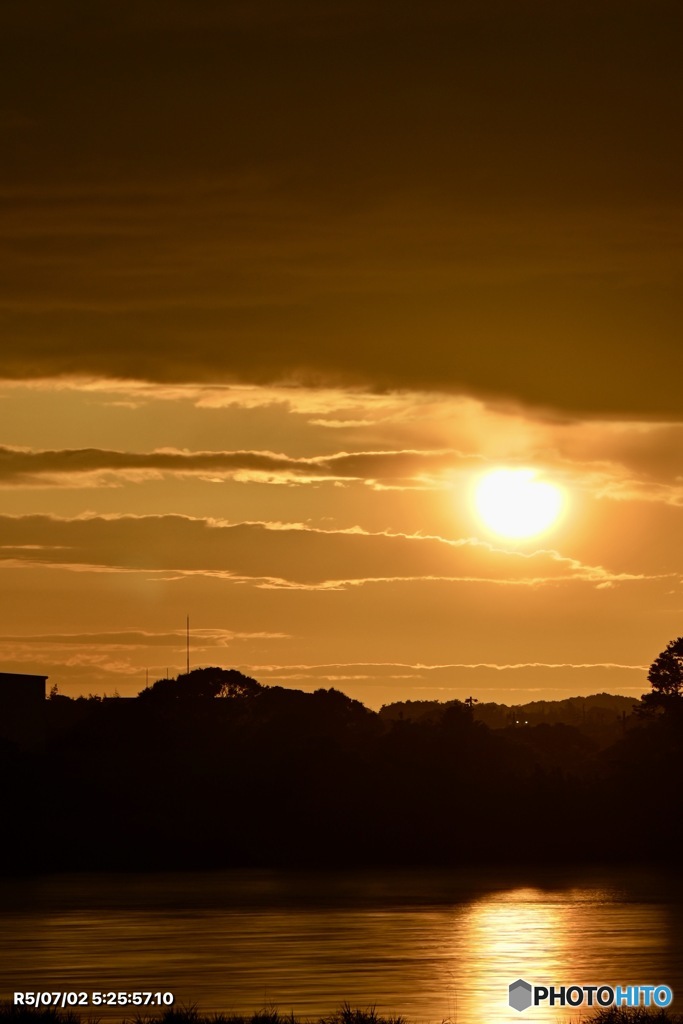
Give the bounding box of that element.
[473,468,564,540]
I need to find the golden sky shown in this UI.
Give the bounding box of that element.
[1,1,682,705]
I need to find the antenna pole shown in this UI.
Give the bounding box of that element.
[186,614,190,675]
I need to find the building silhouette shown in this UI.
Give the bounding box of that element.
[0,671,47,748]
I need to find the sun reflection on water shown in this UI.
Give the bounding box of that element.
[445,885,665,1024]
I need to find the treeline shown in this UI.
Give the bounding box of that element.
[2,667,682,872]
[380,693,637,745]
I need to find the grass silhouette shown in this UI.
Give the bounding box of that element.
[0,1006,407,1024]
[2,1004,682,1024]
[581,1011,683,1024]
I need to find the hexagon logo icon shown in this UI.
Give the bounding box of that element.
[509,978,533,1012]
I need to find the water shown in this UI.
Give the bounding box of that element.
[1,867,681,1024]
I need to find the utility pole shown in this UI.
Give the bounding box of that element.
[186,614,190,676]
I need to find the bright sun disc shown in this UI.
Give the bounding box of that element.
[474,468,564,539]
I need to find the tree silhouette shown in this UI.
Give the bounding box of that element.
[641,636,683,714]
[137,666,261,700]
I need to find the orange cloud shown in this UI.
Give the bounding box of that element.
[0,513,666,589]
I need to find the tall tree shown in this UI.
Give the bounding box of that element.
[641,637,683,714]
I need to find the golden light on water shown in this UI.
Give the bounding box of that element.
[443,884,667,1024]
[451,888,570,1024]
[473,468,565,540]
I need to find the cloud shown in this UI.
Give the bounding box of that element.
[0,513,664,589]
[5,426,683,509]
[0,650,649,705]
[1,1,682,415]
[246,660,648,678]
[0,444,477,489]
[0,628,287,648]
[1,190,681,417]
[234,660,651,707]
[0,626,289,691]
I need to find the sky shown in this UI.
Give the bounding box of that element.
[1,0,682,707]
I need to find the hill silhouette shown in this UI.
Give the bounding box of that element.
[2,668,681,873]
[380,692,637,745]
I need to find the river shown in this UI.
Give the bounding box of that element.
[1,866,681,1024]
